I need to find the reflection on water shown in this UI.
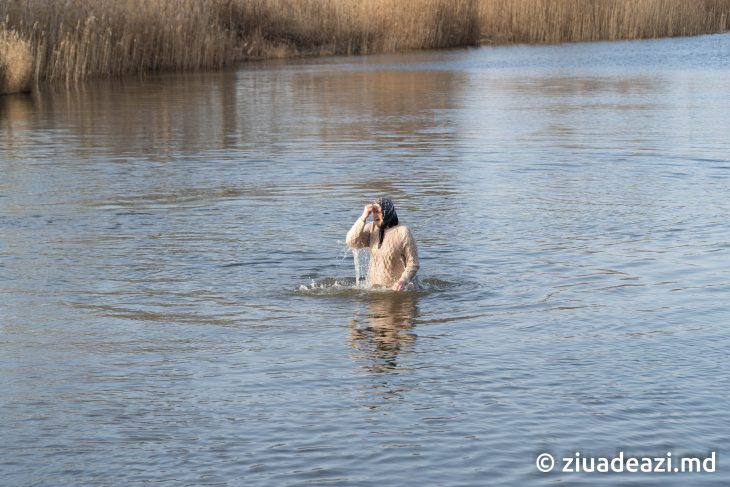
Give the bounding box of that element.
[349,294,419,374]
[2,64,462,157]
[2,34,730,487]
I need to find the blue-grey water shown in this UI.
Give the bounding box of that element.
[2,33,730,486]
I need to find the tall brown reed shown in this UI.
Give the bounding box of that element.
[0,0,479,84]
[0,29,32,94]
[2,0,239,82]
[480,0,730,44]
[1,0,730,86]
[229,0,480,56]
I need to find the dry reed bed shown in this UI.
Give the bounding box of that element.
[0,0,478,87]
[480,0,730,44]
[1,0,730,92]
[0,29,32,94]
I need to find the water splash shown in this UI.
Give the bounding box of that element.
[353,248,360,287]
[295,246,455,296]
[353,247,371,288]
[353,248,363,288]
[296,275,458,296]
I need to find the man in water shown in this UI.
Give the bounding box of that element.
[346,197,420,291]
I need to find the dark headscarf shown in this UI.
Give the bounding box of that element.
[376,197,399,249]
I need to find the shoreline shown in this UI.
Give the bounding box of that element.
[3,0,730,94]
[5,30,730,98]
[5,29,730,96]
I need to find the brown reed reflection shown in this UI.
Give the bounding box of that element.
[0,93,34,157]
[0,71,241,160]
[285,65,463,144]
[0,61,467,159]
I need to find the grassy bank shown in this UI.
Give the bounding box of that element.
[2,0,730,92]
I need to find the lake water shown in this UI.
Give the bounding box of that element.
[2,33,730,486]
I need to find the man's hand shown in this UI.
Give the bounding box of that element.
[392,280,405,292]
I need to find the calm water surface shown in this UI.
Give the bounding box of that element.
[2,34,730,486]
